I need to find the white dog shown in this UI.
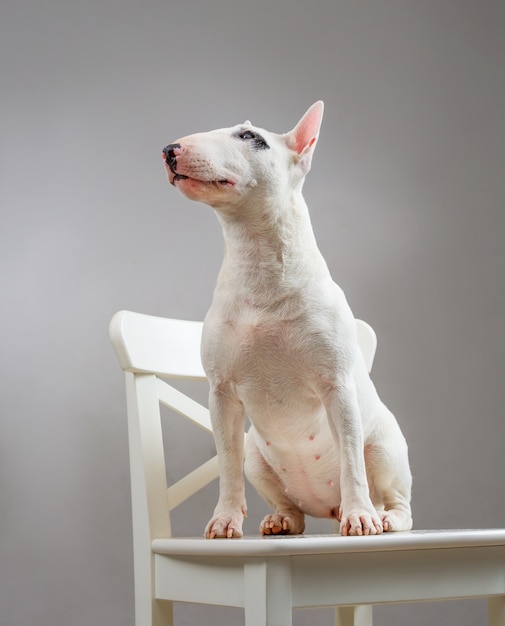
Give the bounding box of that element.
[163,101,412,538]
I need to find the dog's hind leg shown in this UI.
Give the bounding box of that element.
[244,432,306,535]
[365,411,413,532]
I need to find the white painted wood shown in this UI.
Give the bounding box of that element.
[110,311,206,379]
[167,455,219,510]
[151,529,505,557]
[125,372,173,626]
[244,559,293,626]
[110,310,505,626]
[155,378,212,431]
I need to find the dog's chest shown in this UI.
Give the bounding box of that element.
[204,306,341,426]
[215,309,333,380]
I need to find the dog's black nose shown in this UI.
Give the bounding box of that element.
[162,143,189,185]
[163,143,181,158]
[163,143,182,169]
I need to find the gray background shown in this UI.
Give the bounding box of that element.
[1,0,504,624]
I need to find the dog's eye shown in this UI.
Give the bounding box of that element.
[235,129,270,150]
[239,130,256,140]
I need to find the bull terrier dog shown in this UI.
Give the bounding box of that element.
[162,101,413,538]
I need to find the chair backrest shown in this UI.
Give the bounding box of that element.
[109,310,378,540]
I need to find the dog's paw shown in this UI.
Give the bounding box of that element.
[340,508,383,536]
[381,510,413,533]
[260,512,305,536]
[205,509,246,539]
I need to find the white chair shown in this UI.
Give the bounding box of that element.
[110,309,505,626]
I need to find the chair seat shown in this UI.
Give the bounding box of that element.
[152,528,505,557]
[151,529,505,614]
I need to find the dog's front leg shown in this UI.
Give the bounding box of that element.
[325,379,383,536]
[205,383,247,539]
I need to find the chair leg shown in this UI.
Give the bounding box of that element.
[489,597,505,626]
[132,554,172,626]
[335,605,373,626]
[244,559,292,626]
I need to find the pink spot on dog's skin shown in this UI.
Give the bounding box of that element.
[284,487,290,494]
[328,480,334,488]
[315,454,321,461]
[266,441,271,446]
[309,434,315,441]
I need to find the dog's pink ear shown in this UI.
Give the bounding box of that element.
[286,101,324,156]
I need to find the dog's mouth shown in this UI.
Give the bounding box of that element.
[172,172,233,187]
[163,153,233,188]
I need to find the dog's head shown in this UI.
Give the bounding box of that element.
[162,101,324,213]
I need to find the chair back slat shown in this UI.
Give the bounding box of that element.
[156,378,212,432]
[167,455,219,511]
[110,310,206,379]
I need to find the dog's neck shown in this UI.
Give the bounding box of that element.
[213,193,330,302]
